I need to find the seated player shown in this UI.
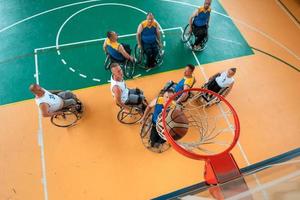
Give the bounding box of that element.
[103,31,134,63]
[136,13,161,68]
[189,0,211,50]
[205,67,236,98]
[174,64,196,103]
[162,64,196,103]
[110,63,147,110]
[140,89,175,148]
[29,83,81,117]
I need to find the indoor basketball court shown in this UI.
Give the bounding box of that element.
[0,0,299,199]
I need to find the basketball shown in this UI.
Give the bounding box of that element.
[165,108,189,140]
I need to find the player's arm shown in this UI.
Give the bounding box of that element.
[136,24,143,49]
[155,21,162,46]
[207,12,211,27]
[223,82,234,98]
[208,72,221,81]
[118,45,133,61]
[140,98,156,123]
[103,39,108,53]
[176,79,195,103]
[189,10,198,32]
[112,85,130,110]
[39,103,62,117]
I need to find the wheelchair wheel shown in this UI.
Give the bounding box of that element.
[140,113,171,153]
[140,113,153,139]
[104,55,111,70]
[181,24,192,43]
[134,44,144,65]
[155,48,164,67]
[117,106,142,124]
[123,60,135,79]
[51,109,79,128]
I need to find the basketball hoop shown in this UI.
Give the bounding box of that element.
[159,88,241,184]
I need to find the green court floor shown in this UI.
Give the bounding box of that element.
[0,0,253,105]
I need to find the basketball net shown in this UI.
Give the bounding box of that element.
[158,88,242,184]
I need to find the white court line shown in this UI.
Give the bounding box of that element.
[275,0,300,29]
[34,49,49,200]
[69,67,75,72]
[161,0,300,61]
[133,74,142,79]
[61,59,67,65]
[0,0,104,33]
[179,27,269,200]
[210,36,244,46]
[227,170,300,200]
[36,26,181,51]
[92,78,101,82]
[79,73,87,78]
[55,3,148,50]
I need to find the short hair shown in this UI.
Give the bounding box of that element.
[107,31,114,39]
[147,12,154,17]
[229,67,237,73]
[110,62,120,71]
[187,64,195,72]
[29,83,38,92]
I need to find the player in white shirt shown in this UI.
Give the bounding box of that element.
[206,68,236,97]
[110,63,147,111]
[29,84,79,117]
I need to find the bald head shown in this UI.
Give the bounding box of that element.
[110,63,123,81]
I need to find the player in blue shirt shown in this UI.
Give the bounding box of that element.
[189,0,211,50]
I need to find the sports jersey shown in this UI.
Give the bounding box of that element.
[152,97,176,124]
[215,71,234,88]
[110,76,129,103]
[35,89,64,113]
[193,6,211,27]
[104,38,124,61]
[175,76,195,92]
[141,20,158,44]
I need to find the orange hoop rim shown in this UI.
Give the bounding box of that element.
[162,88,240,160]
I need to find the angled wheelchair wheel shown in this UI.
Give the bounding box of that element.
[155,48,164,67]
[117,106,142,124]
[140,113,171,153]
[123,60,135,79]
[134,44,144,65]
[104,55,111,70]
[140,113,153,139]
[181,24,192,43]
[51,109,79,128]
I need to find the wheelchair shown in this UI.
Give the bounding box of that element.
[104,54,135,79]
[117,104,144,124]
[134,42,164,69]
[116,95,148,124]
[198,80,229,106]
[50,93,84,128]
[181,24,208,51]
[140,113,171,153]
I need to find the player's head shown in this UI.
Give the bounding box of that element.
[29,83,43,95]
[107,31,118,41]
[146,13,154,24]
[184,64,195,77]
[163,89,175,103]
[110,63,123,80]
[204,0,212,9]
[227,67,237,77]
